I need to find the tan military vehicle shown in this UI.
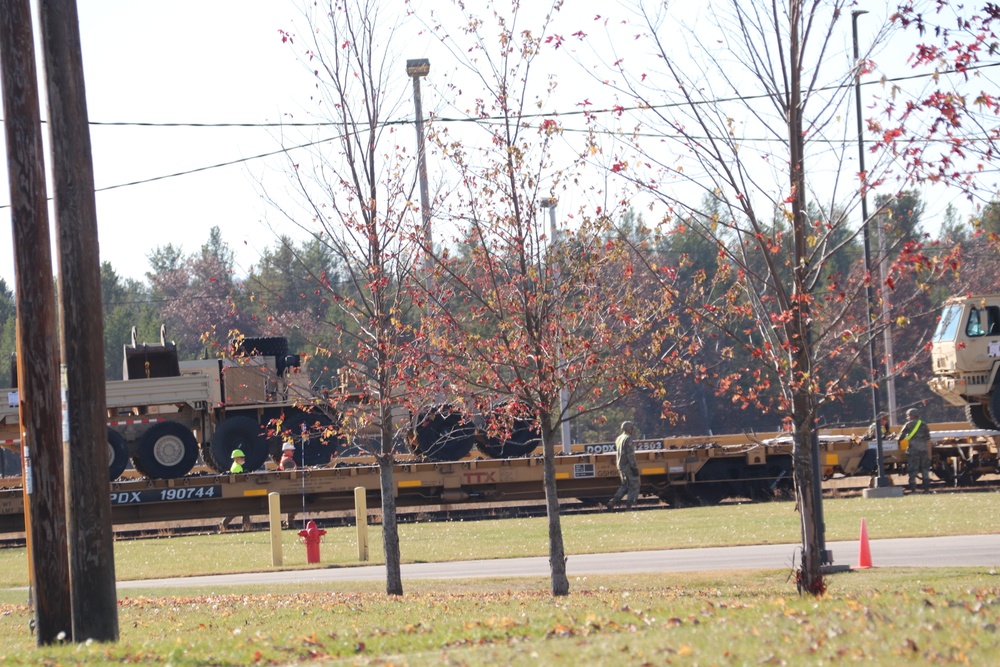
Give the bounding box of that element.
[928,294,1000,429]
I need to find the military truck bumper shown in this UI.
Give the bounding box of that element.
[928,376,972,407]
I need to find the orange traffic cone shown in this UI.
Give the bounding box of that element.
[856,518,873,569]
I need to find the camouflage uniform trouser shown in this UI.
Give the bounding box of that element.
[609,467,640,509]
[907,447,931,491]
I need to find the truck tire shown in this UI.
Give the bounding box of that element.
[966,403,997,430]
[108,428,129,481]
[212,416,268,472]
[410,404,476,461]
[282,411,339,467]
[986,391,1000,429]
[691,456,793,504]
[133,421,199,479]
[476,416,540,458]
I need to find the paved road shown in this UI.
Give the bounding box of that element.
[118,534,1000,590]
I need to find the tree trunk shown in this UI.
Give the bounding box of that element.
[786,0,824,596]
[378,419,402,595]
[791,406,825,594]
[540,422,569,596]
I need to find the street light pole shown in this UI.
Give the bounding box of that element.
[853,10,890,488]
[540,198,572,455]
[406,58,432,281]
[877,214,898,425]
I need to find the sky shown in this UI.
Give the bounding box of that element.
[0,0,362,287]
[0,0,989,289]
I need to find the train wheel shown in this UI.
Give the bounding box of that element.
[966,403,996,430]
[754,459,793,500]
[212,416,268,472]
[688,483,728,506]
[945,452,983,486]
[107,428,129,481]
[133,421,198,479]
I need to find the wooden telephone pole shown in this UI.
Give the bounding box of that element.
[0,0,119,642]
[37,0,119,642]
[0,0,71,645]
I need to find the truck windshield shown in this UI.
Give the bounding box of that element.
[933,304,963,342]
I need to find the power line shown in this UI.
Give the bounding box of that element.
[0,60,996,210]
[95,135,341,192]
[0,59,989,132]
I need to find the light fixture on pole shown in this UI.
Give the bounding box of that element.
[540,197,572,455]
[406,58,432,279]
[852,10,890,488]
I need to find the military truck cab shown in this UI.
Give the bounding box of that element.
[928,295,1000,428]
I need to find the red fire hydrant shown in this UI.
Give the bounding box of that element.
[298,520,327,564]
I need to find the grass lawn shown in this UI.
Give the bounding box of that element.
[0,493,996,663]
[0,570,999,665]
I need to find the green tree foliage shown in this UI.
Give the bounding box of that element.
[939,204,970,246]
[875,190,926,245]
[647,201,734,437]
[975,199,1000,240]
[101,263,159,380]
[242,235,346,388]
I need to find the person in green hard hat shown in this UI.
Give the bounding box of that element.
[230,449,246,474]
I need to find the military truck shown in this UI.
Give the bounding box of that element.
[928,294,1000,429]
[1,330,338,480]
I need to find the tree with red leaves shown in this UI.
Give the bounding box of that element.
[581,0,958,594]
[880,1,1000,198]
[271,0,430,597]
[420,1,669,597]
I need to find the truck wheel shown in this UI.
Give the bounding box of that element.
[133,421,199,479]
[212,416,268,472]
[284,411,339,467]
[476,416,540,458]
[966,403,997,430]
[108,428,129,481]
[410,404,476,461]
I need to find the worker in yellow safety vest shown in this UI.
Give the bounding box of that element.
[230,449,246,474]
[899,408,931,493]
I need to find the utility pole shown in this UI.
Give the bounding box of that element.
[853,10,891,490]
[37,0,119,641]
[0,0,71,644]
[877,213,898,425]
[540,198,572,455]
[406,58,432,281]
